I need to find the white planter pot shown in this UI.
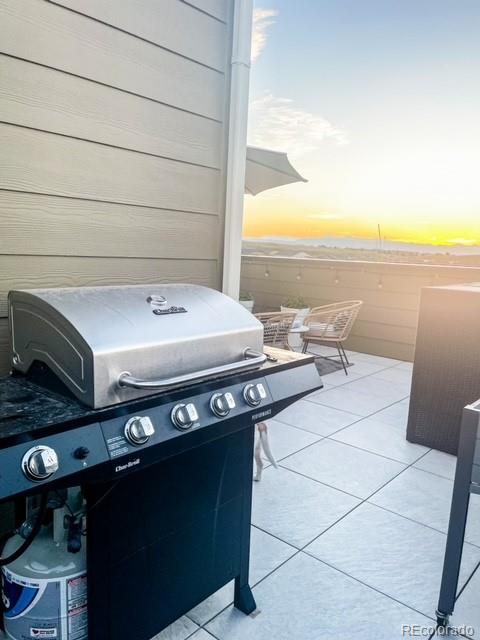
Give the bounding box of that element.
[239,299,254,312]
[281,306,310,348]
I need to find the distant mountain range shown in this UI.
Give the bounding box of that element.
[244,236,480,256]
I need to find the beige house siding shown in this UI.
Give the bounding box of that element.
[241,255,480,361]
[0,0,234,374]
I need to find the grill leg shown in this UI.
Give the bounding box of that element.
[234,582,256,615]
[234,424,257,615]
[302,340,309,354]
[436,409,479,627]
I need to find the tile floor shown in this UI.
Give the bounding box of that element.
[4,349,477,640]
[154,347,477,640]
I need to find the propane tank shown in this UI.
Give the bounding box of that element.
[1,490,87,640]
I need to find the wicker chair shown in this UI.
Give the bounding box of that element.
[301,300,363,374]
[254,311,297,350]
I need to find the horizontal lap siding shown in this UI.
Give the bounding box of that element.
[0,0,232,374]
[55,0,228,71]
[0,56,222,168]
[0,0,224,120]
[0,124,220,213]
[183,0,230,22]
[241,257,480,361]
[0,192,219,259]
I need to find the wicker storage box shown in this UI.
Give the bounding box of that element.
[407,283,480,455]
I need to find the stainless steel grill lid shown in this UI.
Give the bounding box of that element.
[8,285,265,408]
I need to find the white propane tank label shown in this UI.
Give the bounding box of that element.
[1,568,87,640]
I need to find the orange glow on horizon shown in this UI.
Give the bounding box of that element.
[243,196,480,247]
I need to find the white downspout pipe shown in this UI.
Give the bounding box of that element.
[222,0,253,299]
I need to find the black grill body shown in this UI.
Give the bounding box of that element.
[0,349,321,640]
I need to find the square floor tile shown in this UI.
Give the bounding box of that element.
[207,552,430,640]
[255,420,323,468]
[396,361,414,372]
[314,387,398,417]
[188,526,296,625]
[331,417,429,464]
[374,401,410,429]
[189,631,217,640]
[351,353,402,367]
[449,565,480,636]
[304,383,334,396]
[369,467,480,546]
[342,376,411,402]
[252,466,360,548]
[262,419,322,463]
[414,449,457,481]
[276,399,361,436]
[281,439,406,499]
[306,502,480,618]
[151,616,198,640]
[371,366,413,385]
[345,360,399,377]
[315,368,363,386]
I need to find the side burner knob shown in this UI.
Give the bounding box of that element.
[171,403,199,431]
[22,446,59,482]
[124,416,155,445]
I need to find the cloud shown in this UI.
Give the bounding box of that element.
[251,9,278,62]
[248,93,348,156]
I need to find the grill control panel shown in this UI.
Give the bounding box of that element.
[0,424,109,501]
[0,360,321,500]
[100,378,273,464]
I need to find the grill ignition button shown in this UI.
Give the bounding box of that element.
[73,446,90,460]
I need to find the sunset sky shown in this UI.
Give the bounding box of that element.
[244,0,480,247]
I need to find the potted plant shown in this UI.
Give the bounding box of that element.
[280,297,310,348]
[239,291,254,312]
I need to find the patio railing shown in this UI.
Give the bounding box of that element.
[241,255,480,361]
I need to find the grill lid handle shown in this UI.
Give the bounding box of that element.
[117,348,267,391]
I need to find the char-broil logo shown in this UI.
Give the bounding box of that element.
[115,458,141,473]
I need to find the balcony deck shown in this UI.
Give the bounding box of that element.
[157,347,479,640]
[2,349,476,640]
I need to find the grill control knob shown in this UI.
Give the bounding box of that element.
[171,403,199,431]
[210,392,236,418]
[124,416,155,445]
[22,446,59,482]
[243,383,267,407]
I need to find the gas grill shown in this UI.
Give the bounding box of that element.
[0,284,322,640]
